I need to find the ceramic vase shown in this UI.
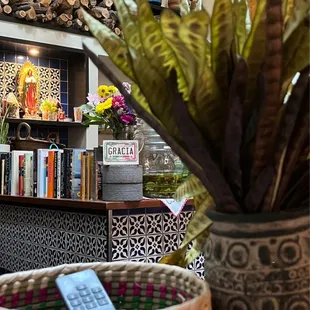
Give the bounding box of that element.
[42,111,49,120]
[204,209,310,310]
[48,111,58,121]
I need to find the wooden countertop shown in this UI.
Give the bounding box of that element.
[0,195,193,211]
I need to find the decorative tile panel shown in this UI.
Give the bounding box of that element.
[0,51,69,115]
[0,205,108,272]
[111,206,205,278]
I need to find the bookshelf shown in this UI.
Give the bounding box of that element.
[7,118,84,128]
[0,195,194,211]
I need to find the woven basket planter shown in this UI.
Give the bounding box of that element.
[0,262,211,310]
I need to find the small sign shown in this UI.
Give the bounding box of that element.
[103,140,139,165]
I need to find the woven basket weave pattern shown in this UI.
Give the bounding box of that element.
[0,262,211,310]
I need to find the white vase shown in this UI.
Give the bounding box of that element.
[0,144,10,152]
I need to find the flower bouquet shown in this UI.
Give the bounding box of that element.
[40,98,58,121]
[82,83,137,139]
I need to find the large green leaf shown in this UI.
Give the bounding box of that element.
[211,0,234,95]
[160,192,213,267]
[114,0,180,140]
[183,228,209,266]
[251,0,283,181]
[242,0,266,113]
[282,18,310,91]
[161,9,197,100]
[137,0,189,100]
[283,0,310,42]
[232,0,247,55]
[262,69,309,211]
[179,10,210,78]
[82,10,136,81]
[191,63,223,147]
[174,174,206,201]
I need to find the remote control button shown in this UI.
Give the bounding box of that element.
[97,299,108,306]
[86,302,97,309]
[68,293,79,300]
[70,299,82,306]
[79,289,91,297]
[76,285,87,290]
[82,296,94,303]
[94,292,105,300]
[91,287,102,293]
[74,306,85,310]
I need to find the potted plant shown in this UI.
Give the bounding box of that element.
[81,83,137,139]
[81,0,309,308]
[0,98,11,153]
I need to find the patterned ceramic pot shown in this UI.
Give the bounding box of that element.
[204,209,310,310]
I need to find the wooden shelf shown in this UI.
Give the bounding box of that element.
[0,195,193,211]
[7,118,84,127]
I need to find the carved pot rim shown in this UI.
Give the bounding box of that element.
[207,207,309,224]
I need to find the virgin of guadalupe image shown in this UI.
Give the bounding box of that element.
[17,61,40,119]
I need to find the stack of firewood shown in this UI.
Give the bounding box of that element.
[0,0,122,35]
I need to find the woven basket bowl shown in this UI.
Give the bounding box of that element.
[0,262,211,310]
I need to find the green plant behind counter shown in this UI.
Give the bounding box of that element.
[81,0,310,267]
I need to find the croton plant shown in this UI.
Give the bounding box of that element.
[82,0,309,267]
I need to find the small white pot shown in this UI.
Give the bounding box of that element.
[0,144,10,152]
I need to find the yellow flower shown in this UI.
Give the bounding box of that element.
[95,98,113,115]
[98,85,108,98]
[107,86,118,94]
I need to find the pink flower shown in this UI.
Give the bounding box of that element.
[120,114,135,124]
[112,95,126,109]
[87,93,102,106]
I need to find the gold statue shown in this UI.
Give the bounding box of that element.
[18,61,40,119]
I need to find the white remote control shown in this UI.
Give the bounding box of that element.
[56,269,116,310]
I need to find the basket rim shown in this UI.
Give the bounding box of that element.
[0,262,208,291]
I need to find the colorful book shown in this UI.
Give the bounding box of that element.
[37,149,49,198]
[44,156,48,198]
[47,151,55,198]
[72,149,86,199]
[10,151,33,196]
[87,151,94,201]
[1,156,5,195]
[33,150,37,197]
[18,155,24,196]
[24,153,33,197]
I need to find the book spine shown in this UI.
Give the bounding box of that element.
[18,155,24,196]
[44,156,48,198]
[65,150,73,199]
[97,161,103,200]
[33,150,37,197]
[57,152,61,199]
[4,153,10,195]
[87,151,93,201]
[47,151,55,198]
[60,152,65,198]
[92,150,97,200]
[1,157,5,195]
[24,154,32,197]
[7,153,11,195]
[54,152,58,198]
[80,152,86,201]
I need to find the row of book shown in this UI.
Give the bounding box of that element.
[0,147,103,200]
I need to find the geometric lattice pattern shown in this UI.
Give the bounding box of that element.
[0,51,68,115]
[110,206,205,279]
[0,62,60,106]
[0,204,204,279]
[0,205,108,272]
